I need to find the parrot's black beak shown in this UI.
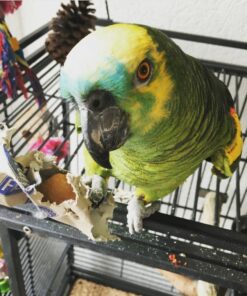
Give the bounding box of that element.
[80,90,130,169]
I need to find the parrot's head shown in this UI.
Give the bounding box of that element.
[61,24,174,169]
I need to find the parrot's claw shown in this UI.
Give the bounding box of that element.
[127,198,160,234]
[87,175,107,208]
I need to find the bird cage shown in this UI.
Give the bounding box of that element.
[0,4,247,296]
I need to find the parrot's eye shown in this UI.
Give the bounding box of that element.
[136,59,152,83]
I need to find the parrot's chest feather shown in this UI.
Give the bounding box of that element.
[110,142,201,190]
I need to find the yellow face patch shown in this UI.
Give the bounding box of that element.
[98,24,174,134]
[136,50,173,133]
[64,24,174,134]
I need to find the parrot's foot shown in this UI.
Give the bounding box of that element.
[85,175,107,208]
[127,197,160,234]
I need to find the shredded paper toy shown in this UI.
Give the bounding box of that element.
[0,124,116,241]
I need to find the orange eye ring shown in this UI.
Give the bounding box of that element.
[136,60,152,82]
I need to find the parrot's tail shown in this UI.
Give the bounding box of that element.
[212,155,241,179]
[211,107,243,179]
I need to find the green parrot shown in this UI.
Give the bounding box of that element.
[60,24,243,233]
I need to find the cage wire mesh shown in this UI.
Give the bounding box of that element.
[0,2,247,296]
[18,236,68,296]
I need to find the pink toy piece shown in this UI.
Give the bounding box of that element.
[29,137,69,163]
[0,1,22,15]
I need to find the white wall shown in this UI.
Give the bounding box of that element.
[5,0,247,66]
[6,0,69,38]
